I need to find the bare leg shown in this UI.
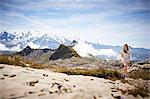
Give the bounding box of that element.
[124,64,128,78]
[123,63,128,77]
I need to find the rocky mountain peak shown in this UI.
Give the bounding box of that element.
[49,44,80,60]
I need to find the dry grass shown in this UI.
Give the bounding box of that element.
[0,55,122,79]
[0,55,45,69]
[53,66,122,79]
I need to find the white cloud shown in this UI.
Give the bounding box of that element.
[73,40,117,57]
[27,42,40,49]
[0,43,9,51]
[0,43,21,51]
[99,49,117,57]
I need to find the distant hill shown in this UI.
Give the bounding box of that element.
[15,46,55,62]
[16,46,33,56]
[49,44,80,60]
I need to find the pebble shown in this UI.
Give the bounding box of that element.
[0,66,4,69]
[9,74,16,78]
[43,74,48,77]
[27,80,39,86]
[38,93,46,96]
[3,73,9,76]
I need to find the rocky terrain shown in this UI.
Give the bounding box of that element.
[0,64,149,99]
[0,38,150,99]
[49,44,80,60]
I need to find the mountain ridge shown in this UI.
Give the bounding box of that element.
[0,31,149,61]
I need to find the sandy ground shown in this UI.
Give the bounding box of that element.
[0,64,148,99]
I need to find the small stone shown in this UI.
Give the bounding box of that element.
[55,91,58,93]
[38,93,46,96]
[64,78,69,81]
[116,80,121,84]
[108,81,115,84]
[111,92,121,99]
[49,91,53,94]
[9,74,16,78]
[43,74,48,77]
[28,80,39,86]
[91,79,94,81]
[0,77,4,80]
[51,82,60,88]
[3,73,9,76]
[93,96,97,99]
[111,89,118,92]
[0,66,4,69]
[58,85,62,90]
[28,91,35,94]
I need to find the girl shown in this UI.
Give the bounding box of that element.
[121,44,131,77]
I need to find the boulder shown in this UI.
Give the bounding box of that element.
[128,63,150,80]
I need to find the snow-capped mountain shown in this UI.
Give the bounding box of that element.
[0,31,15,42]
[0,31,150,61]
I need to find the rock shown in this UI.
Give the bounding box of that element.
[0,77,4,80]
[51,82,60,88]
[9,74,16,78]
[43,74,48,77]
[111,92,121,99]
[141,64,150,69]
[28,91,36,94]
[0,66,4,69]
[27,80,39,86]
[128,63,150,80]
[16,46,33,56]
[111,89,118,92]
[115,80,121,84]
[49,91,53,94]
[3,73,9,76]
[62,87,72,93]
[49,89,58,94]
[38,93,46,96]
[91,79,94,81]
[93,96,97,99]
[3,73,16,78]
[49,44,80,60]
[64,78,69,81]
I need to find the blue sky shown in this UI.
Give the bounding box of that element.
[0,0,149,48]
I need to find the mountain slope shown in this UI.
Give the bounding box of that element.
[0,31,149,61]
[49,44,80,60]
